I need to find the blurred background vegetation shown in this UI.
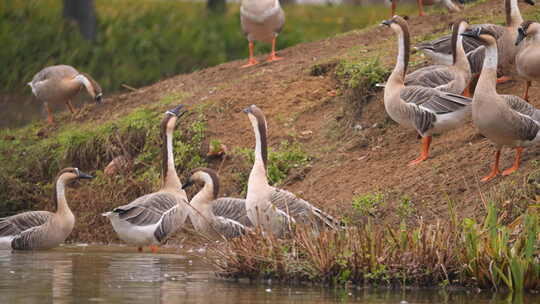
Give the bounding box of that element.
[1,0,402,95]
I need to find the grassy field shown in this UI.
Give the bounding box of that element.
[0,0,413,94]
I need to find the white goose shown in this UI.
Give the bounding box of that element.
[243,105,339,237]
[102,105,190,252]
[0,168,93,250]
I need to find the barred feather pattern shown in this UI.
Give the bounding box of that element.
[113,192,179,226]
[502,95,540,141]
[269,188,339,230]
[212,198,252,227]
[0,211,52,238]
[153,200,189,243]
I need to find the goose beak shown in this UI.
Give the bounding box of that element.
[516,28,526,46]
[166,104,186,117]
[182,180,194,190]
[381,20,392,27]
[77,171,94,179]
[95,93,103,104]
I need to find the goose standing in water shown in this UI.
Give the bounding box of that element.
[382,16,472,165]
[243,105,338,236]
[462,27,540,181]
[0,168,93,250]
[405,19,472,96]
[515,21,540,101]
[240,0,285,68]
[102,105,190,253]
[389,0,464,17]
[28,65,103,124]
[183,168,249,239]
[415,0,535,77]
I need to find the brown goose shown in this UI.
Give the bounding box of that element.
[0,168,93,250]
[382,16,472,165]
[389,0,463,17]
[102,105,190,253]
[243,105,339,237]
[183,168,249,239]
[515,21,540,101]
[462,27,540,181]
[240,0,285,68]
[415,0,535,77]
[405,19,472,96]
[28,65,103,124]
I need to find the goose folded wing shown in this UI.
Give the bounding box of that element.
[502,95,540,140]
[213,217,248,239]
[270,188,338,228]
[405,67,455,89]
[113,193,179,226]
[0,211,52,237]
[212,198,252,227]
[467,46,486,74]
[401,86,472,114]
[415,24,500,55]
[153,201,189,243]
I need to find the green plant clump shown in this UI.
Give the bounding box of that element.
[351,192,384,216]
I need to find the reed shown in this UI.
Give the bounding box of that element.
[208,204,540,292]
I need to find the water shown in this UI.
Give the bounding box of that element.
[0,245,538,304]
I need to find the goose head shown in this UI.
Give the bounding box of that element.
[243,104,268,136]
[161,104,187,133]
[524,0,535,5]
[75,73,103,104]
[182,168,220,202]
[461,27,500,46]
[516,21,539,45]
[381,15,409,36]
[57,167,94,183]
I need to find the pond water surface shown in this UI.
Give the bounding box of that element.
[0,245,538,304]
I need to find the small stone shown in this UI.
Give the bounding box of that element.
[372,123,380,129]
[265,289,272,293]
[353,124,363,131]
[400,301,409,304]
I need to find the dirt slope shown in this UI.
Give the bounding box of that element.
[63,0,540,233]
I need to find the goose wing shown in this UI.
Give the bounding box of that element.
[0,211,52,237]
[415,24,502,55]
[467,46,486,75]
[153,199,189,243]
[405,66,455,90]
[212,198,252,227]
[111,192,179,226]
[401,86,472,114]
[502,95,540,141]
[31,65,78,83]
[270,188,338,229]
[212,217,248,239]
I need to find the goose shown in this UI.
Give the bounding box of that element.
[382,16,473,166]
[405,19,472,96]
[182,168,249,239]
[415,0,535,77]
[0,168,93,250]
[243,105,339,236]
[102,105,190,252]
[389,0,464,17]
[461,27,540,181]
[515,21,540,101]
[240,0,285,68]
[28,65,103,124]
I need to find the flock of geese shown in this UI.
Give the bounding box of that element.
[1,0,540,251]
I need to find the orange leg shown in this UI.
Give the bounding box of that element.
[266,36,283,63]
[138,246,143,252]
[150,245,159,253]
[502,147,523,176]
[391,0,397,17]
[462,85,471,98]
[496,76,512,84]
[417,0,425,16]
[66,100,76,114]
[45,102,54,124]
[241,41,258,68]
[408,135,432,166]
[481,149,501,182]
[523,81,531,102]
